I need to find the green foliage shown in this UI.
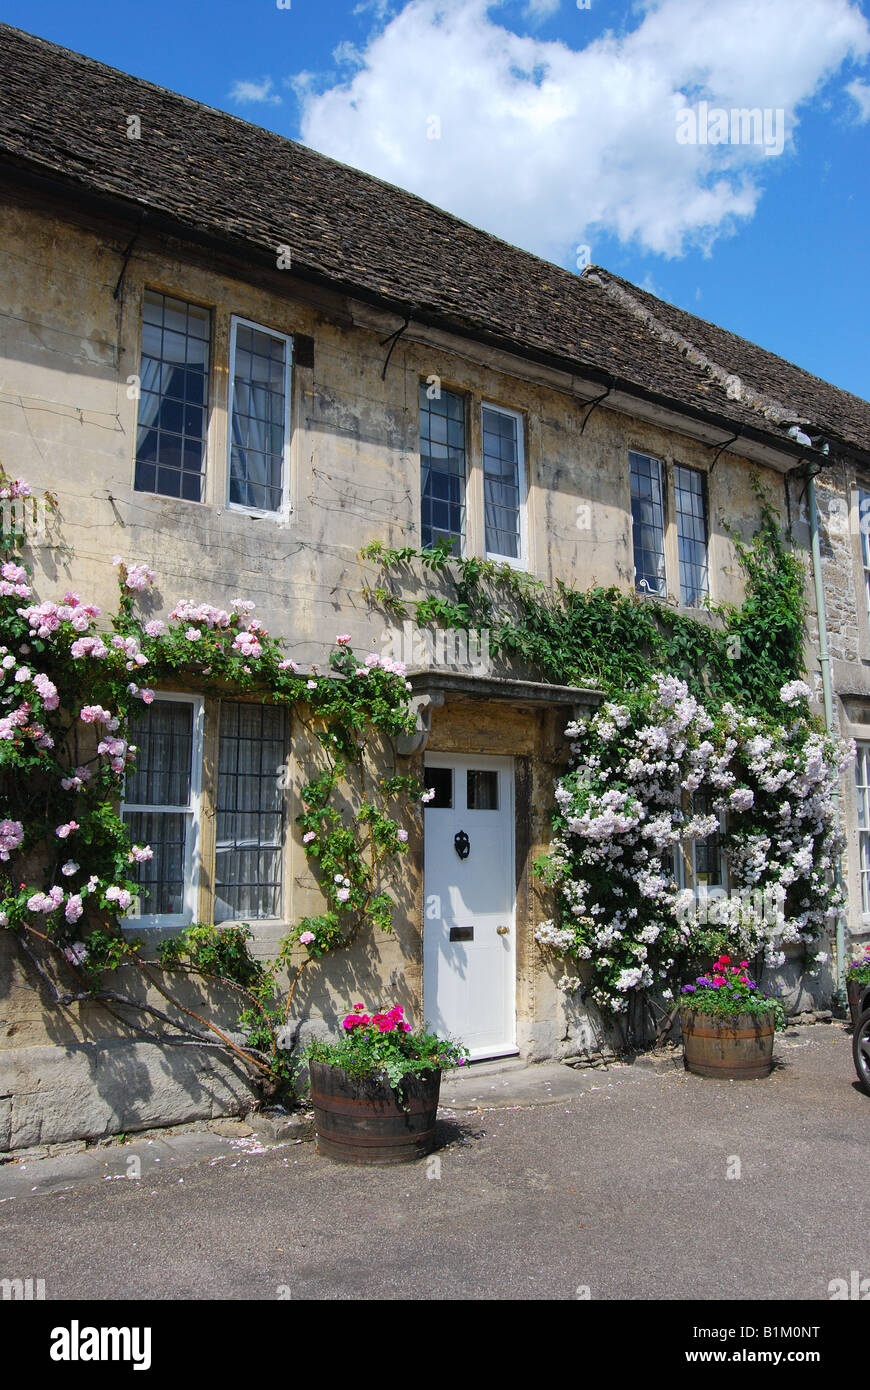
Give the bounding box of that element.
[157,922,265,989]
[361,491,807,716]
[847,945,870,986]
[0,472,422,1103]
[304,1003,468,1098]
[681,956,788,1029]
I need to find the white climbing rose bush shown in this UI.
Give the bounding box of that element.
[534,674,854,1015]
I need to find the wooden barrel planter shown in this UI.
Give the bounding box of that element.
[309,1061,442,1165]
[681,1010,776,1080]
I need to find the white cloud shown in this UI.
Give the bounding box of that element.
[296,0,870,261]
[228,77,283,106]
[333,40,365,68]
[524,0,561,21]
[352,0,395,20]
[846,77,870,120]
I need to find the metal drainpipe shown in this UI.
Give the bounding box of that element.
[807,469,848,1008]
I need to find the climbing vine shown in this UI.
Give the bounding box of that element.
[0,471,420,1099]
[361,487,806,717]
[361,484,852,1030]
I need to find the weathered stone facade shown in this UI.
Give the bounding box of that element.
[1,29,868,1148]
[787,467,870,951]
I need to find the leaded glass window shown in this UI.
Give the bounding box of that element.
[123,697,202,922]
[630,450,666,596]
[674,464,709,607]
[214,702,286,921]
[135,291,210,502]
[420,385,466,554]
[482,404,524,562]
[228,318,291,514]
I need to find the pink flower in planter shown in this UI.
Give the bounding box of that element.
[343,1013,370,1030]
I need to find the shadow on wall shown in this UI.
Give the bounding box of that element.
[0,932,259,1150]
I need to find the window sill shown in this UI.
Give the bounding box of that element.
[122,916,192,932]
[132,487,208,508]
[485,552,529,572]
[225,503,292,524]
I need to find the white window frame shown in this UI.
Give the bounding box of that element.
[481,402,527,568]
[227,315,293,521]
[692,809,728,896]
[419,382,468,558]
[122,692,204,929]
[629,449,667,598]
[673,462,710,608]
[213,700,288,927]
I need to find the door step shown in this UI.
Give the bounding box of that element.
[462,1054,526,1077]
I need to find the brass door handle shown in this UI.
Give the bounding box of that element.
[497,925,510,936]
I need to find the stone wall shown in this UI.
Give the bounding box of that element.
[0,182,841,1149]
[789,467,870,950]
[0,932,258,1151]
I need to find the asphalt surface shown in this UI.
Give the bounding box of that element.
[2,1024,869,1301]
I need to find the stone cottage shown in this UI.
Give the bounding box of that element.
[0,23,868,1147]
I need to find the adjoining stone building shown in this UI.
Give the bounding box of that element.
[0,23,869,1148]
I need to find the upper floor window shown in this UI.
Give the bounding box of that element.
[674,464,709,607]
[482,403,526,564]
[228,318,292,516]
[630,450,666,596]
[135,291,210,502]
[420,384,466,554]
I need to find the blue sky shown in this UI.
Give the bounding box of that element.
[4,0,869,400]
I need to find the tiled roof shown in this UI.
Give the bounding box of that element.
[0,23,868,457]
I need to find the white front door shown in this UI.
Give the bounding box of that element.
[423,753,517,1060]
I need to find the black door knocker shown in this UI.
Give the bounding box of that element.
[454,829,470,860]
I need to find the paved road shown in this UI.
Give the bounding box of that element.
[2,1024,869,1301]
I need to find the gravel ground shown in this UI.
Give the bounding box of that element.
[1,1023,868,1303]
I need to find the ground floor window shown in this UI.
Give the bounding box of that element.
[670,793,728,895]
[215,701,286,921]
[123,694,287,927]
[691,793,727,892]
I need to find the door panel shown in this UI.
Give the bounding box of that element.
[423,754,516,1059]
